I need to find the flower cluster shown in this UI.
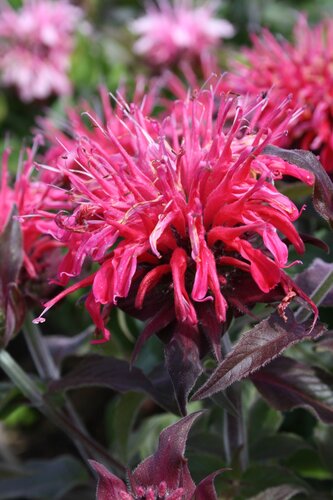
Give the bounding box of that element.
[130,0,234,66]
[0,0,82,101]
[34,84,316,369]
[226,16,333,173]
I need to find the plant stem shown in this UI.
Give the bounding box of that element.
[221,333,248,471]
[23,313,92,464]
[22,312,59,380]
[295,269,333,322]
[0,347,126,476]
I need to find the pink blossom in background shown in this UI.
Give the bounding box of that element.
[34,83,316,365]
[226,15,333,174]
[0,0,82,102]
[130,0,235,66]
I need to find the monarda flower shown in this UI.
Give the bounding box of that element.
[226,15,333,173]
[90,412,225,500]
[34,85,316,411]
[130,0,234,67]
[0,0,82,102]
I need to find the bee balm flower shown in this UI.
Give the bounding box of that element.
[0,0,82,102]
[226,16,333,173]
[34,86,316,410]
[130,0,234,66]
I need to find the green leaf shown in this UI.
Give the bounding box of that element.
[250,433,310,462]
[284,448,333,480]
[0,456,89,499]
[314,423,333,473]
[248,398,283,445]
[109,391,145,462]
[238,465,311,499]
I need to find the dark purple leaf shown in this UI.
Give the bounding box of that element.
[0,208,25,348]
[46,327,93,366]
[165,324,203,415]
[132,412,201,494]
[89,460,126,500]
[263,145,333,227]
[192,311,325,401]
[314,331,333,352]
[295,258,333,306]
[48,354,179,414]
[0,207,23,286]
[195,470,227,500]
[251,356,333,423]
[248,484,307,500]
[298,234,329,253]
[1,284,25,348]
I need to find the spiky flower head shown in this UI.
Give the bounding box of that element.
[130,0,234,66]
[226,15,333,173]
[0,0,82,101]
[34,83,316,409]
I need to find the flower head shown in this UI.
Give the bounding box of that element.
[0,0,82,101]
[226,15,333,173]
[34,83,317,409]
[130,0,234,66]
[90,412,224,500]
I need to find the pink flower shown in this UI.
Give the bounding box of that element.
[0,0,82,101]
[0,144,69,291]
[90,412,225,500]
[226,15,333,173]
[130,0,234,66]
[34,84,316,408]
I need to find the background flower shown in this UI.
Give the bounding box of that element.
[226,15,333,173]
[129,0,234,66]
[0,0,82,101]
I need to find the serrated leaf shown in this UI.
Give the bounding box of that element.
[48,354,178,414]
[251,356,333,423]
[263,145,333,227]
[0,455,88,499]
[192,311,325,401]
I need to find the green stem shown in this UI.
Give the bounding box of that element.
[22,313,59,380]
[23,315,92,465]
[0,348,126,476]
[296,269,333,322]
[221,333,248,471]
